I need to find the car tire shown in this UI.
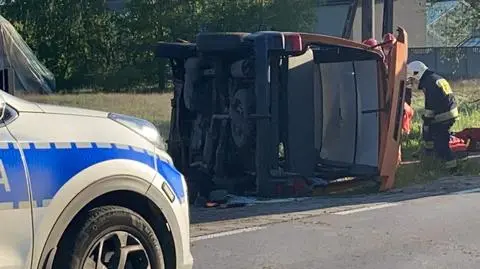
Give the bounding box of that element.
[54,205,165,269]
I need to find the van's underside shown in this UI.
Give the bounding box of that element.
[159,31,403,198]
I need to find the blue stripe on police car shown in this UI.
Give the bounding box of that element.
[0,142,184,208]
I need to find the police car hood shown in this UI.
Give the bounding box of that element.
[0,92,108,117]
[36,103,108,117]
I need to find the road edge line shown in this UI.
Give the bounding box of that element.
[191,226,266,242]
[452,187,480,195]
[333,202,400,215]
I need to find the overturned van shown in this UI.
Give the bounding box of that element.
[156,28,408,200]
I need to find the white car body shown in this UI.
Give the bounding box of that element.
[0,92,193,269]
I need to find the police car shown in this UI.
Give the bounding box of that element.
[0,91,193,269]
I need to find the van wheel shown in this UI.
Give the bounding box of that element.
[196,32,249,52]
[55,206,165,269]
[156,41,197,59]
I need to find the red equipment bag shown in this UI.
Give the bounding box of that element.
[449,135,468,152]
[452,128,480,152]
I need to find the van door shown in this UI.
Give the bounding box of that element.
[286,45,386,181]
[0,99,33,269]
[379,27,408,190]
[314,58,384,178]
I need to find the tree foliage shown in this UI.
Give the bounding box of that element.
[0,0,318,91]
[427,0,480,46]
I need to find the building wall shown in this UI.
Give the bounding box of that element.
[315,0,427,47]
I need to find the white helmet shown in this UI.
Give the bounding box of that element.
[407,61,428,81]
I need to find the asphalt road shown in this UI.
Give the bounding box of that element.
[191,189,480,269]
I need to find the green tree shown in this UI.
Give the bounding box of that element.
[1,0,122,89]
[0,0,319,91]
[428,0,479,46]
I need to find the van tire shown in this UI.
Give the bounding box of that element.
[196,32,249,52]
[156,42,197,59]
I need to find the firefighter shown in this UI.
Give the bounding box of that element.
[407,61,459,169]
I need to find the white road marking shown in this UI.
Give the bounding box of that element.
[254,197,310,204]
[452,187,480,195]
[333,203,401,215]
[191,226,266,242]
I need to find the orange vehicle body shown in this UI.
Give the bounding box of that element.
[298,28,409,191]
[379,28,408,190]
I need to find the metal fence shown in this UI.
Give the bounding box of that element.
[408,47,480,79]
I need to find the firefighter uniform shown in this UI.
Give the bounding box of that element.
[419,70,459,168]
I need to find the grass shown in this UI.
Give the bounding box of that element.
[21,92,173,137]
[19,79,480,190]
[395,79,480,188]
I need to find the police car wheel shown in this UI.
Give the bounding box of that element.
[56,206,165,269]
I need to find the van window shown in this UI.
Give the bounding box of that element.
[316,59,380,168]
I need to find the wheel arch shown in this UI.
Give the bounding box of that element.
[32,160,179,269]
[47,189,177,269]
[38,179,179,269]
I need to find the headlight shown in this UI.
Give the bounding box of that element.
[108,113,166,150]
